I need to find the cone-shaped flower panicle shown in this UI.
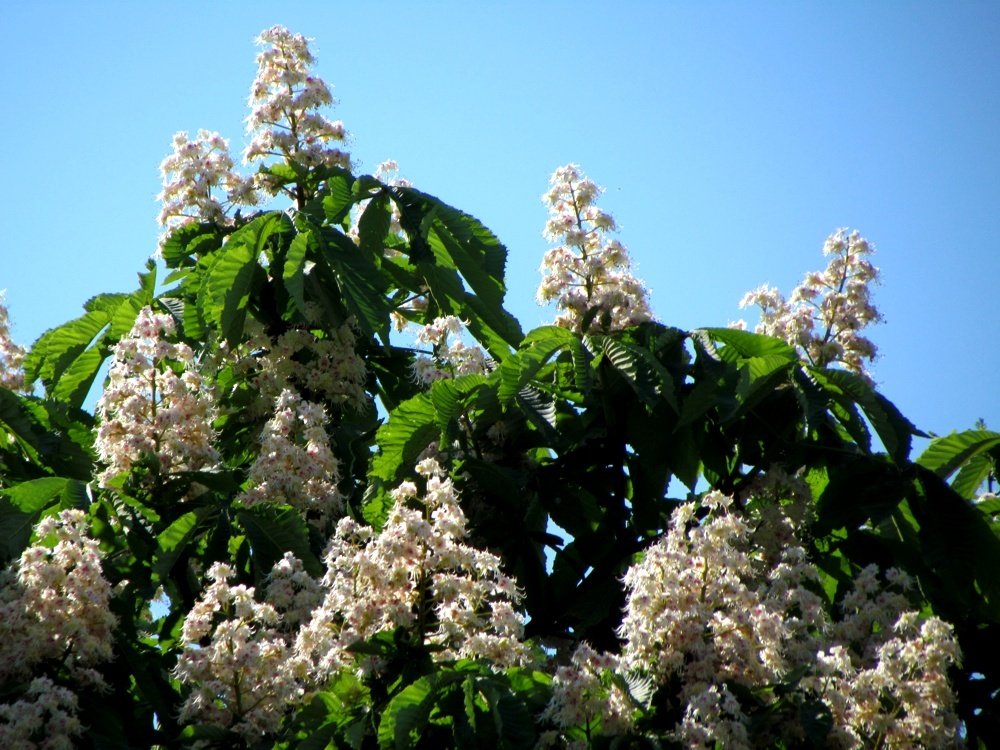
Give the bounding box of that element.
[95,307,219,487]
[245,25,351,194]
[538,164,652,332]
[739,229,882,382]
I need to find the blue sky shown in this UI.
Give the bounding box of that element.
[2,2,997,446]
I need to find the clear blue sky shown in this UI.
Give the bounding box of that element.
[2,2,997,446]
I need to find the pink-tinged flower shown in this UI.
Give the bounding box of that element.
[411,316,490,385]
[538,164,652,332]
[229,325,367,416]
[0,290,26,393]
[175,562,308,741]
[0,676,83,749]
[608,489,962,747]
[238,388,344,530]
[156,129,258,240]
[738,229,882,383]
[542,643,636,737]
[95,307,219,487]
[245,26,351,195]
[296,457,530,679]
[0,510,116,688]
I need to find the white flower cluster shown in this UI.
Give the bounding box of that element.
[156,130,258,235]
[0,290,26,393]
[0,510,116,688]
[245,26,351,188]
[239,388,344,529]
[538,164,652,332]
[264,551,324,631]
[296,457,530,679]
[806,567,963,748]
[542,492,962,748]
[542,643,634,739]
[235,326,367,415]
[0,676,83,750]
[95,307,219,487]
[411,316,490,385]
[739,229,882,382]
[175,562,308,741]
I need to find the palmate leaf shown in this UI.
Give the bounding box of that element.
[698,326,799,360]
[918,429,1000,481]
[283,231,310,314]
[497,326,589,404]
[390,186,522,357]
[366,393,439,526]
[811,368,921,461]
[0,477,87,561]
[588,333,679,412]
[24,291,148,408]
[318,226,393,344]
[203,241,257,347]
[236,504,323,578]
[152,506,218,581]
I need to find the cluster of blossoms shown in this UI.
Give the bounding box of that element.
[245,26,351,192]
[175,562,307,741]
[95,307,219,487]
[538,164,652,332]
[0,290,26,392]
[296,457,530,679]
[156,130,258,236]
[263,552,324,632]
[542,491,962,748]
[541,643,635,742]
[0,677,84,750]
[738,229,882,383]
[0,510,116,689]
[804,566,963,748]
[233,326,367,415]
[411,316,490,384]
[238,388,344,529]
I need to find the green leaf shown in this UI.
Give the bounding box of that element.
[371,393,439,487]
[153,506,217,580]
[428,375,488,431]
[498,326,589,404]
[25,310,110,388]
[284,231,310,314]
[953,453,996,500]
[359,192,392,258]
[204,241,257,346]
[159,222,223,268]
[228,211,294,263]
[377,672,472,750]
[698,326,798,359]
[0,477,82,560]
[918,430,1000,481]
[811,368,919,461]
[319,228,393,344]
[322,169,358,224]
[391,186,522,356]
[236,504,323,578]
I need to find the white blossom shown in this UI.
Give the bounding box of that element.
[296,458,530,679]
[94,307,219,487]
[245,26,351,195]
[0,510,116,687]
[0,290,26,392]
[538,164,652,332]
[175,562,308,741]
[739,229,882,382]
[239,388,344,530]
